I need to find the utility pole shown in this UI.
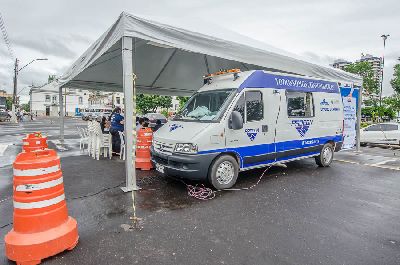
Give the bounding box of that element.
[11,58,48,122]
[11,58,19,123]
[379,34,389,122]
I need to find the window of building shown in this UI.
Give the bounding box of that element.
[116,97,120,105]
[287,91,314,117]
[45,95,51,102]
[52,95,57,103]
[233,91,263,123]
[79,97,83,104]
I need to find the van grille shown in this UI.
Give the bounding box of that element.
[153,140,174,155]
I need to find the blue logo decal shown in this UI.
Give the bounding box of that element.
[169,124,183,132]
[320,99,330,106]
[291,120,313,137]
[245,128,259,141]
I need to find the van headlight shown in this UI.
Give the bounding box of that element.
[174,143,198,154]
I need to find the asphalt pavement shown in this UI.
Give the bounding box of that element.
[1,118,400,265]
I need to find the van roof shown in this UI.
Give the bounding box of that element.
[199,70,342,94]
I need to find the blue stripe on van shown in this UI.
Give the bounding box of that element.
[239,70,340,93]
[198,135,342,168]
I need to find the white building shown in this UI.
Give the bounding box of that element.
[332,59,352,71]
[357,54,383,86]
[30,82,90,116]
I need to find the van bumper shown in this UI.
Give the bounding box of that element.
[150,147,219,181]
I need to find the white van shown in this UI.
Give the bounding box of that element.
[151,70,344,189]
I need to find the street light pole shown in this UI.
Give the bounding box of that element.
[11,58,48,123]
[379,34,389,122]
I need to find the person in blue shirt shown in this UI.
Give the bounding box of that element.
[110,107,124,154]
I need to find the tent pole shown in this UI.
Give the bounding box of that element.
[59,86,65,143]
[121,36,138,192]
[356,85,362,152]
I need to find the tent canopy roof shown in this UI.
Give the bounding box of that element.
[60,12,361,96]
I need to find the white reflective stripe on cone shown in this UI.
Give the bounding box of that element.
[13,165,60,177]
[16,177,63,192]
[13,194,65,209]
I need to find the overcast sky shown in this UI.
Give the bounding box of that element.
[1,0,399,103]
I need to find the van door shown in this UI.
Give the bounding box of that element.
[226,89,279,169]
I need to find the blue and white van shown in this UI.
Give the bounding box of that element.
[151,70,344,189]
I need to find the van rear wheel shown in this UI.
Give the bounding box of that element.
[208,155,239,189]
[315,143,334,167]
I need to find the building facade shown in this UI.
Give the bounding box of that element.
[332,54,383,87]
[30,84,90,116]
[356,54,383,86]
[332,59,351,71]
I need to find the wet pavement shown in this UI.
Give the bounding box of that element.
[1,118,400,265]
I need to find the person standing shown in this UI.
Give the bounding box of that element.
[110,107,124,154]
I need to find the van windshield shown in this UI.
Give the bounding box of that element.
[174,88,236,122]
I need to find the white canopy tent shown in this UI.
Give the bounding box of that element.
[59,12,362,191]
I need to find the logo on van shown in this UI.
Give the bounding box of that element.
[245,128,259,141]
[320,99,330,106]
[291,119,313,137]
[169,124,183,132]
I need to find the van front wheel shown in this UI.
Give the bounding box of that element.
[315,143,334,167]
[209,155,239,189]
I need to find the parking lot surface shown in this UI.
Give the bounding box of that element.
[1,118,400,265]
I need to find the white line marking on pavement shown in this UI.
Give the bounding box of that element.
[334,159,400,171]
[0,143,10,156]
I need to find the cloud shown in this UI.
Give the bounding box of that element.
[13,35,78,59]
[0,0,399,97]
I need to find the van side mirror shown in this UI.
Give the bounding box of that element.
[229,111,243,130]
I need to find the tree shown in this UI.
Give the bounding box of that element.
[48,75,56,83]
[136,94,172,114]
[5,96,12,110]
[344,62,379,97]
[390,64,400,94]
[21,102,30,112]
[176,96,189,109]
[383,94,400,114]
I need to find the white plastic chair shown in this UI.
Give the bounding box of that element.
[119,131,125,160]
[77,127,88,151]
[93,122,112,160]
[87,121,96,157]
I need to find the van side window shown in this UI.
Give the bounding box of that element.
[246,91,263,122]
[287,91,314,117]
[233,94,245,121]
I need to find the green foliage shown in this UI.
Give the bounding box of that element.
[136,94,172,114]
[360,122,370,128]
[383,94,400,113]
[176,96,189,109]
[48,75,56,83]
[390,64,400,94]
[21,102,30,112]
[160,109,169,118]
[5,97,12,110]
[362,105,396,121]
[344,62,379,96]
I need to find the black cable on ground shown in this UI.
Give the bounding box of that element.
[67,181,125,201]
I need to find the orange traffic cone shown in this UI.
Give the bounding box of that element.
[4,148,78,265]
[135,127,154,170]
[22,132,48,152]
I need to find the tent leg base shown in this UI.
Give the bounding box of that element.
[121,186,140,192]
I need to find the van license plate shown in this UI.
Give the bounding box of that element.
[155,163,165,174]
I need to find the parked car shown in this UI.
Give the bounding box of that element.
[360,123,400,146]
[143,113,167,126]
[0,108,9,122]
